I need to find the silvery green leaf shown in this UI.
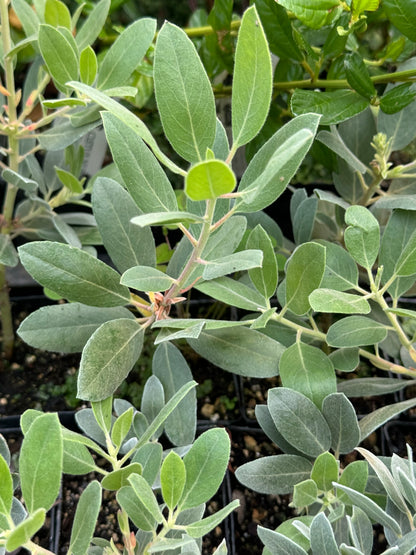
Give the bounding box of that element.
[235,114,320,213]
[327,316,387,348]
[17,304,134,353]
[195,276,268,311]
[2,169,38,193]
[319,240,358,292]
[92,177,156,273]
[285,242,326,315]
[154,22,216,162]
[152,343,196,446]
[347,507,374,555]
[97,19,156,90]
[338,378,416,398]
[141,375,165,440]
[231,5,272,149]
[333,484,401,536]
[268,388,331,458]
[18,241,131,307]
[69,481,101,555]
[131,212,204,228]
[356,448,409,515]
[202,250,263,280]
[121,266,176,292]
[359,398,416,441]
[155,322,205,345]
[236,454,312,495]
[188,327,283,378]
[5,508,46,552]
[78,320,144,401]
[309,289,371,314]
[75,0,110,51]
[310,513,339,555]
[0,235,18,267]
[185,500,239,538]
[279,342,336,409]
[317,130,369,174]
[344,206,380,270]
[257,525,308,554]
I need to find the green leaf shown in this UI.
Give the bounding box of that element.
[256,404,306,457]
[44,0,71,28]
[18,242,131,307]
[231,5,272,149]
[337,460,368,504]
[285,242,326,315]
[69,82,185,176]
[334,483,402,536]
[311,452,339,492]
[279,0,342,28]
[101,463,143,491]
[329,347,360,372]
[202,249,263,280]
[309,289,371,314]
[322,393,360,454]
[152,342,196,446]
[394,227,416,276]
[91,396,113,434]
[344,206,380,270]
[188,327,284,378]
[161,451,186,510]
[154,21,216,162]
[380,83,416,114]
[383,0,416,41]
[55,167,83,194]
[69,481,101,555]
[378,83,416,151]
[291,90,369,125]
[236,454,313,495]
[97,19,156,90]
[76,0,110,51]
[62,438,96,475]
[185,159,236,201]
[92,177,155,274]
[116,485,156,531]
[379,209,416,298]
[111,408,134,449]
[327,316,387,347]
[279,341,336,409]
[121,266,176,292]
[0,235,18,267]
[195,275,268,311]
[293,479,319,508]
[344,52,376,99]
[155,321,205,344]
[246,224,278,298]
[359,398,416,441]
[179,428,230,510]
[316,131,369,174]
[235,114,320,213]
[255,0,303,60]
[5,508,46,552]
[20,413,63,512]
[38,24,78,90]
[78,320,143,401]
[131,211,204,228]
[17,304,134,353]
[310,513,339,555]
[257,525,308,555]
[0,454,12,515]
[79,45,97,86]
[268,388,331,458]
[185,500,240,538]
[128,473,164,523]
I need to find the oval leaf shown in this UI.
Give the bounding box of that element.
[327,316,387,347]
[185,159,236,201]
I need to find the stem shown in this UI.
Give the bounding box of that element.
[165,199,216,300]
[358,174,383,206]
[25,540,55,555]
[0,0,21,357]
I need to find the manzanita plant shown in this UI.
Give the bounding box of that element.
[3,0,416,552]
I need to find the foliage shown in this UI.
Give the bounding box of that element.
[2,0,416,552]
[0,351,236,553]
